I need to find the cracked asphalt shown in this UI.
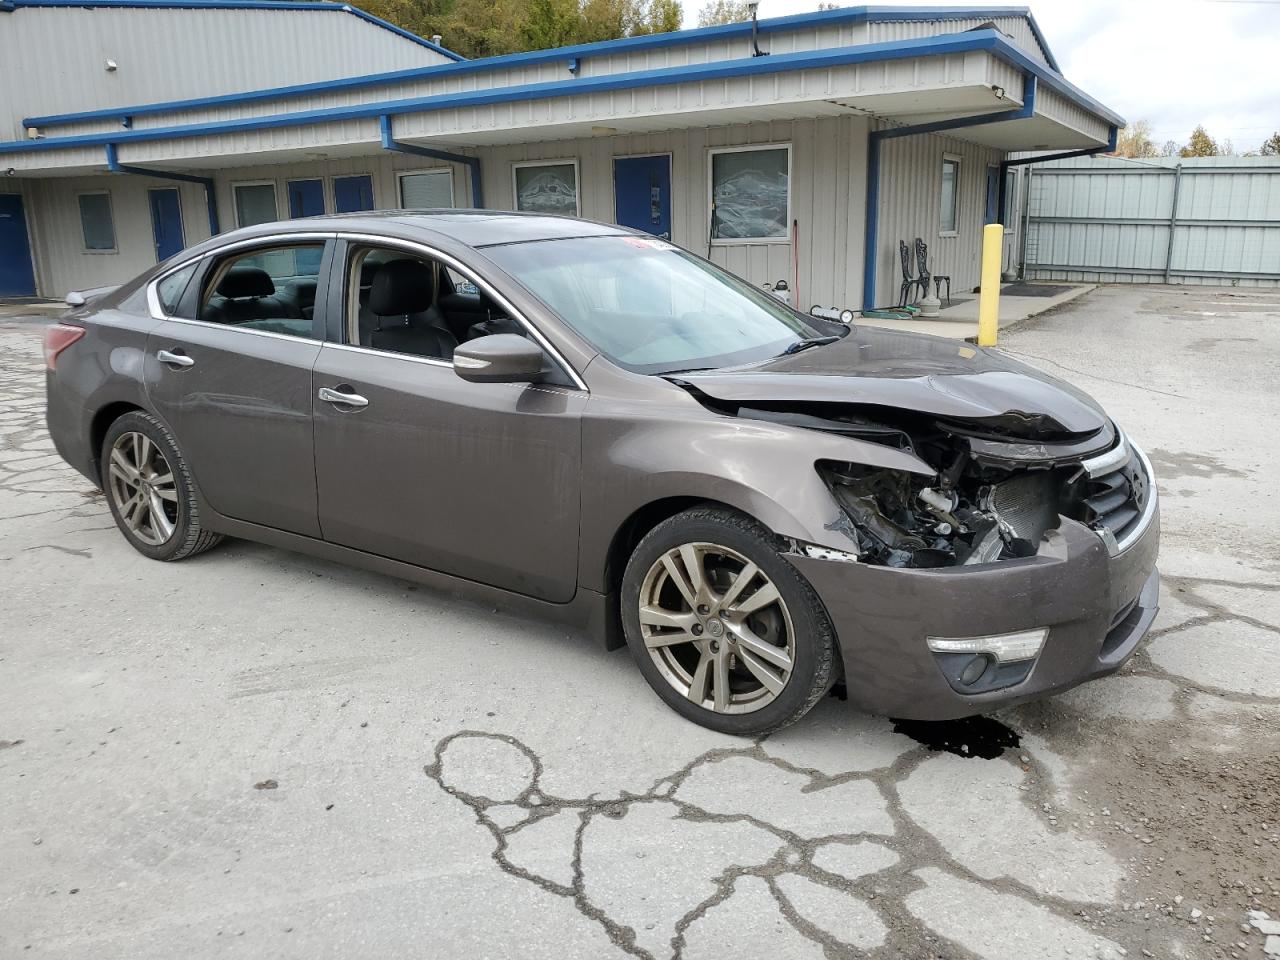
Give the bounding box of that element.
[2,284,1279,960]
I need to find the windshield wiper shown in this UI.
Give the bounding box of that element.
[781,335,841,356]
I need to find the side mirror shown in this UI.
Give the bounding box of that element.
[453,334,545,384]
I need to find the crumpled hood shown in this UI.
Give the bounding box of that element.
[671,326,1109,438]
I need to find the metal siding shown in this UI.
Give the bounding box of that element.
[875,128,1006,307]
[1024,156,1280,287]
[867,16,1052,68]
[0,6,449,140]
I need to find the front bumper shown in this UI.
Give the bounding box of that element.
[789,507,1160,720]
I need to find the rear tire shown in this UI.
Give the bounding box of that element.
[101,411,223,562]
[621,506,836,736]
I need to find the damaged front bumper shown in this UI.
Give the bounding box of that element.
[788,505,1160,721]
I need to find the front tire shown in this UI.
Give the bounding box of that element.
[101,411,222,561]
[621,506,836,736]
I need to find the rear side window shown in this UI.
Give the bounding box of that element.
[156,263,197,317]
[197,243,325,339]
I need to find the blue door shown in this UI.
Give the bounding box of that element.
[0,194,37,297]
[148,188,185,263]
[613,155,671,238]
[985,166,1000,225]
[288,179,326,219]
[334,175,374,213]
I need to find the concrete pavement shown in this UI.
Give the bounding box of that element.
[1,285,1278,959]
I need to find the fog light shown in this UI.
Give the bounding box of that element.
[958,654,990,686]
[927,628,1048,663]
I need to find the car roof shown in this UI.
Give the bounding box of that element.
[228,210,633,249]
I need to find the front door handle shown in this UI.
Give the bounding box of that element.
[157,349,194,368]
[318,385,369,409]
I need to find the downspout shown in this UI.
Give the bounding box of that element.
[862,75,1038,311]
[379,115,483,208]
[997,124,1119,219]
[104,143,219,235]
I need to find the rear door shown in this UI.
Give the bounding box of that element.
[148,188,185,262]
[146,235,334,537]
[311,238,586,602]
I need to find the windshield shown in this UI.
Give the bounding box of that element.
[484,235,834,374]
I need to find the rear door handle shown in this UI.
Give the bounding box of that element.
[318,386,369,409]
[157,349,194,368]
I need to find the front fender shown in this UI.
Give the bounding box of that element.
[578,400,934,593]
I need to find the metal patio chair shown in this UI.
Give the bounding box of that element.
[898,240,929,307]
[915,237,951,306]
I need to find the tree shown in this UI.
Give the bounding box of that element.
[1114,119,1158,159]
[1179,125,1219,158]
[363,0,686,59]
[1160,139,1180,157]
[698,0,750,26]
[1261,132,1280,156]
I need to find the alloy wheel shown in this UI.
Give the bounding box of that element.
[638,542,795,714]
[107,431,179,546]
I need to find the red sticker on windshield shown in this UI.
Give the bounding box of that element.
[621,236,669,250]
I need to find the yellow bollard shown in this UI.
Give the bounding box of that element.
[977,222,1003,347]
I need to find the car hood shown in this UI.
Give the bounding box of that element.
[671,326,1109,439]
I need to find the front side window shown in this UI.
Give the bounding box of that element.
[346,245,459,361]
[234,183,278,227]
[940,157,960,234]
[78,192,116,251]
[709,146,790,242]
[197,243,324,339]
[486,235,831,375]
[513,162,579,216]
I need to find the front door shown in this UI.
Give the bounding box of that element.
[312,240,585,603]
[146,239,332,537]
[334,175,374,213]
[614,155,671,238]
[0,194,37,297]
[148,188,185,262]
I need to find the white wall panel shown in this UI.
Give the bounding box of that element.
[0,5,449,140]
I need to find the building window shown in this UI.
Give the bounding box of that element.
[399,170,454,209]
[78,192,116,251]
[940,157,960,235]
[1004,168,1017,232]
[234,182,278,228]
[709,145,790,243]
[513,161,579,216]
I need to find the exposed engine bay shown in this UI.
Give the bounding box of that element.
[681,390,1114,569]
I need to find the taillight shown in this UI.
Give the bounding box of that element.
[43,323,85,371]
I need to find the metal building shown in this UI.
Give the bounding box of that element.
[0,1,1122,309]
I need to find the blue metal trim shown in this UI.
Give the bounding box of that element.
[4,32,1123,159]
[379,115,483,208]
[3,0,462,59]
[23,5,1079,131]
[105,143,219,234]
[997,125,1118,223]
[861,74,1038,311]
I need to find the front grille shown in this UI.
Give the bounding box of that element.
[1080,445,1152,547]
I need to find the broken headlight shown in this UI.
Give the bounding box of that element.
[817,462,1050,569]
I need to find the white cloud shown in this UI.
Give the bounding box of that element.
[684,0,1280,151]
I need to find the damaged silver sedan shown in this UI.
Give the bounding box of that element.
[45,212,1158,735]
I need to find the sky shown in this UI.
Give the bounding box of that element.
[683,0,1280,153]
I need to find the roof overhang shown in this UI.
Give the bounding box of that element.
[1,28,1121,176]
